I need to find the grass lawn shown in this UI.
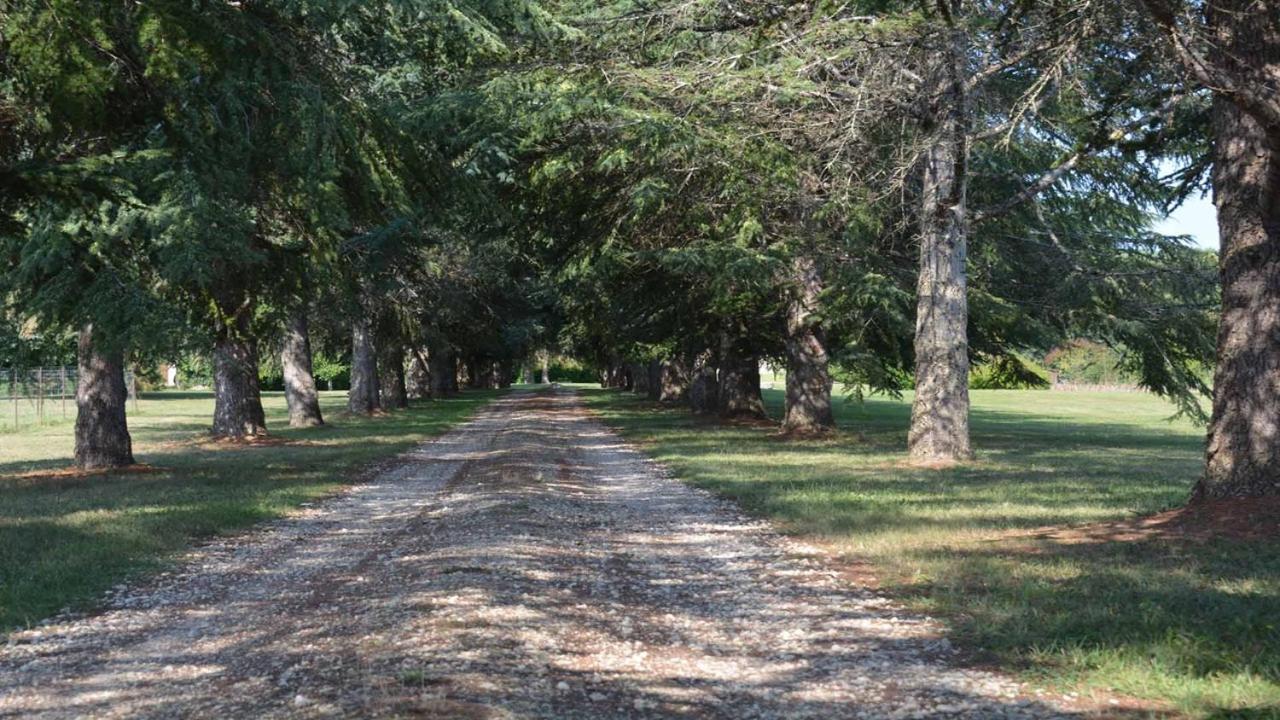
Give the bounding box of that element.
[581,386,1280,718]
[0,388,501,631]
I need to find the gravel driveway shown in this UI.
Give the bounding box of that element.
[0,389,1085,718]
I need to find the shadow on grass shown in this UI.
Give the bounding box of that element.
[579,387,1279,716]
[0,391,502,630]
[902,534,1280,712]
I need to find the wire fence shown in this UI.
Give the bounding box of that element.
[1,367,138,432]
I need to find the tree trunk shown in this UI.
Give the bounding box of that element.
[348,317,380,414]
[540,352,551,384]
[429,344,457,397]
[407,349,431,400]
[659,357,690,403]
[379,343,408,409]
[281,312,324,428]
[718,333,766,419]
[646,359,662,401]
[1198,3,1280,498]
[73,325,135,470]
[522,359,536,385]
[908,28,974,464]
[631,362,650,396]
[213,319,267,438]
[783,256,835,433]
[689,350,719,415]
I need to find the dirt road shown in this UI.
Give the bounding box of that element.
[0,389,1080,718]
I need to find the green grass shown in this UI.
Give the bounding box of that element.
[0,389,500,630]
[581,386,1280,718]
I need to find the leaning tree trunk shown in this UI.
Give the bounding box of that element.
[1198,6,1280,498]
[688,350,719,415]
[73,324,135,470]
[659,357,690,403]
[646,359,662,401]
[718,333,766,420]
[783,256,835,433]
[908,31,974,464]
[212,317,267,438]
[348,317,380,414]
[281,312,324,428]
[379,343,408,409]
[407,349,431,400]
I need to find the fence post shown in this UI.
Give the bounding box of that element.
[61,366,67,418]
[10,368,16,430]
[36,367,43,424]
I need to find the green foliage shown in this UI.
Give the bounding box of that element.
[1043,340,1139,386]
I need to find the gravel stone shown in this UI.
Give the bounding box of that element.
[0,389,1087,718]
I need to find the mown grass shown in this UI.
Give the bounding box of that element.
[581,386,1280,719]
[0,389,500,631]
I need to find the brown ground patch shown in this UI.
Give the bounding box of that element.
[1011,496,1280,546]
[197,433,294,448]
[0,463,164,487]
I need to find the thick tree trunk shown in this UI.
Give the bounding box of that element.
[348,317,380,414]
[213,321,267,438]
[379,343,408,409]
[73,325,135,470]
[540,353,551,384]
[646,359,662,401]
[688,351,718,415]
[429,344,458,397]
[631,362,650,396]
[281,312,324,428]
[783,256,835,433]
[908,31,973,464]
[718,333,766,419]
[522,359,536,385]
[1198,4,1280,498]
[659,357,690,403]
[407,349,431,400]
[498,361,515,388]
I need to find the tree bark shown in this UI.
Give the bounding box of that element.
[659,357,690,403]
[407,349,431,400]
[73,325,135,470]
[281,312,324,428]
[631,362,650,396]
[908,22,974,464]
[688,350,719,415]
[522,359,536,385]
[429,343,458,397]
[379,343,408,409]
[212,318,267,438]
[348,317,380,414]
[783,256,835,433]
[646,359,662,401]
[540,352,551,384]
[718,333,766,420]
[1197,1,1280,499]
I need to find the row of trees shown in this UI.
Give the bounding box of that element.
[0,0,561,465]
[2,0,1276,500]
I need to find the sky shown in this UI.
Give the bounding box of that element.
[1154,192,1219,250]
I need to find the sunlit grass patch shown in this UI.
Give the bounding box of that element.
[582,386,1279,718]
[0,389,500,630]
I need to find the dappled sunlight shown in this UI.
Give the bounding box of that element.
[581,386,1278,715]
[0,389,1098,718]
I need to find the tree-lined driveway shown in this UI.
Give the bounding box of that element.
[0,390,1079,718]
